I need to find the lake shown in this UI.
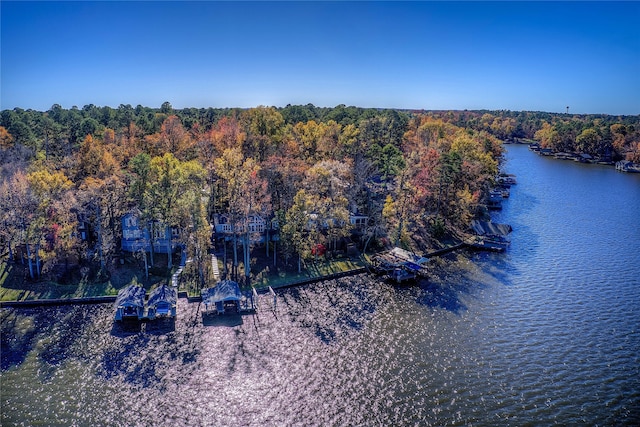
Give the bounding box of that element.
[2,144,639,426]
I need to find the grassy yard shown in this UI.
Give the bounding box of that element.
[0,254,174,302]
[216,249,366,291]
[178,247,368,297]
[1,247,368,301]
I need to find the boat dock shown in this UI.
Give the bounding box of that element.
[369,247,430,283]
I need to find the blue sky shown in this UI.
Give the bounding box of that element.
[2,1,639,114]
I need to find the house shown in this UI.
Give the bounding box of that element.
[150,223,181,254]
[201,280,242,314]
[213,213,278,245]
[121,213,151,252]
[114,285,146,321]
[349,213,369,233]
[147,284,177,319]
[75,211,91,242]
[121,212,181,254]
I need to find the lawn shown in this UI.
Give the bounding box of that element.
[216,248,366,291]
[1,248,368,301]
[0,254,174,302]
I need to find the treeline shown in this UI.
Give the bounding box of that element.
[0,103,636,284]
[420,109,640,161]
[2,103,638,161]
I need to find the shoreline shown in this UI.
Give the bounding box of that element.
[1,240,476,307]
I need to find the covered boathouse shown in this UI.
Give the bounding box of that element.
[147,284,177,319]
[370,247,429,283]
[201,280,242,315]
[114,285,146,321]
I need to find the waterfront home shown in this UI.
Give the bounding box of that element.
[121,212,181,254]
[121,212,150,252]
[201,280,242,314]
[146,284,177,319]
[213,213,279,245]
[114,285,146,321]
[349,212,369,233]
[305,212,367,233]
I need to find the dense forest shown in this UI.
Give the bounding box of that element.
[1,103,639,285]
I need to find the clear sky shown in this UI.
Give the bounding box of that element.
[2,1,639,115]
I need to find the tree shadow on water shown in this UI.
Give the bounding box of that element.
[415,281,468,314]
[1,308,45,370]
[98,334,164,388]
[1,305,95,373]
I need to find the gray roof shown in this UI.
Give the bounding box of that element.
[202,280,241,304]
[148,284,177,307]
[471,220,512,237]
[115,285,146,308]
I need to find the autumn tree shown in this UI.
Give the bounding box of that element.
[0,126,14,148]
[24,168,75,278]
[127,153,155,271]
[303,160,353,253]
[575,128,602,154]
[262,154,308,214]
[159,115,194,160]
[0,170,36,264]
[75,134,118,181]
[198,116,246,218]
[214,148,270,279]
[147,153,205,269]
[76,175,127,271]
[241,106,284,162]
[281,190,317,273]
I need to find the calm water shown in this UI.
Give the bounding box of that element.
[2,144,640,426]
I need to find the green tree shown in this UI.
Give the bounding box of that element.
[281,190,316,273]
[148,153,204,268]
[576,128,602,154]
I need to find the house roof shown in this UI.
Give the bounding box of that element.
[148,284,177,307]
[115,285,146,307]
[389,247,429,265]
[202,280,242,304]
